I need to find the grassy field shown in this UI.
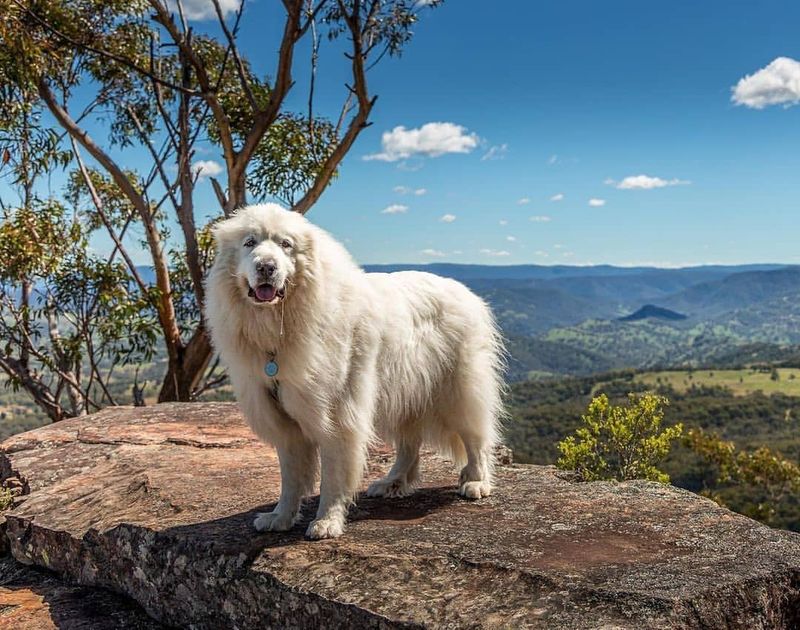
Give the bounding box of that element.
[634,368,800,396]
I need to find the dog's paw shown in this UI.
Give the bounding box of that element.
[458,480,491,500]
[253,510,296,532]
[305,517,345,540]
[366,477,415,498]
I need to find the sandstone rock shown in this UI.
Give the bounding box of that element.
[0,402,798,629]
[0,557,163,629]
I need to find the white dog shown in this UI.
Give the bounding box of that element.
[205,204,504,539]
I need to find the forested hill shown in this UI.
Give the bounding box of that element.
[138,262,800,380]
[366,263,800,379]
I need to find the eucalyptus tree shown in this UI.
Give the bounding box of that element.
[0,83,158,420]
[0,0,439,409]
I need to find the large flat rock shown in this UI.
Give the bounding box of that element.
[0,557,164,629]
[0,403,798,629]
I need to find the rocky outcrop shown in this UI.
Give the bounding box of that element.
[0,403,798,629]
[0,557,162,629]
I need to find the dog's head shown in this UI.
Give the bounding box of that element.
[210,204,314,307]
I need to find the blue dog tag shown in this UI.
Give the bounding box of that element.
[264,360,279,377]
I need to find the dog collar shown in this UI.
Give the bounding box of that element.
[264,352,279,377]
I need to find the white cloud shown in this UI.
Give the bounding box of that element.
[732,57,800,109]
[506,236,517,242]
[394,186,427,196]
[588,198,606,207]
[168,0,240,21]
[479,249,510,257]
[381,204,408,215]
[535,250,549,258]
[517,197,531,205]
[550,193,564,202]
[440,214,456,223]
[421,248,445,257]
[481,143,508,161]
[396,160,424,172]
[611,175,690,190]
[498,219,508,226]
[364,122,479,162]
[191,160,223,180]
[553,244,565,249]
[530,215,551,222]
[548,154,558,165]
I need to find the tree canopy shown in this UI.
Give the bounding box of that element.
[0,0,441,419]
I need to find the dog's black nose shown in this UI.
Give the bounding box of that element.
[256,260,277,277]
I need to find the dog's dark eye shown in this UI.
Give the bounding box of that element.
[243,237,256,248]
[280,239,292,250]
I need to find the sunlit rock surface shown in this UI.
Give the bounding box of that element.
[0,403,798,629]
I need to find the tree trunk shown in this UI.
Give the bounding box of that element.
[226,171,248,216]
[0,355,65,422]
[46,309,84,417]
[20,280,31,368]
[157,325,213,402]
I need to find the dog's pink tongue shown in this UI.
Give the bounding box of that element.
[255,284,277,302]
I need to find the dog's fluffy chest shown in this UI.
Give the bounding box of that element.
[259,349,348,439]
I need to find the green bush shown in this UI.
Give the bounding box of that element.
[0,487,14,511]
[557,393,682,483]
[685,428,800,525]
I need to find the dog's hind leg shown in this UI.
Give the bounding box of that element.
[456,432,493,499]
[451,365,500,500]
[366,435,421,498]
[254,424,318,532]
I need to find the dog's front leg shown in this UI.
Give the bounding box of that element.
[305,429,368,540]
[254,424,318,532]
[306,341,377,540]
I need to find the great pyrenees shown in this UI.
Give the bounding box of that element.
[205,204,504,539]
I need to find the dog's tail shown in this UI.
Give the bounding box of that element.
[447,297,507,474]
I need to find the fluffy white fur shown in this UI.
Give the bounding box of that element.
[205,204,504,539]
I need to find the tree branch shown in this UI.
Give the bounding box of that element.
[38,79,184,361]
[230,0,304,204]
[293,0,376,215]
[149,34,181,154]
[210,176,228,212]
[70,138,149,296]
[212,0,256,111]
[11,0,197,96]
[1,296,100,413]
[0,354,63,422]
[45,307,84,416]
[175,50,206,308]
[149,0,237,183]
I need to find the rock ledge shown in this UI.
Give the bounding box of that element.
[0,403,798,629]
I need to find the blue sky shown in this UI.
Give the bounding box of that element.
[298,0,800,266]
[7,0,800,267]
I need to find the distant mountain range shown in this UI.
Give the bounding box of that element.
[619,305,687,322]
[363,262,784,282]
[363,263,800,380]
[131,262,800,381]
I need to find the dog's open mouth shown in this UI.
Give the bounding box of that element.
[248,283,286,304]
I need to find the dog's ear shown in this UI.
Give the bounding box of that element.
[209,215,236,248]
[294,225,320,287]
[207,215,243,271]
